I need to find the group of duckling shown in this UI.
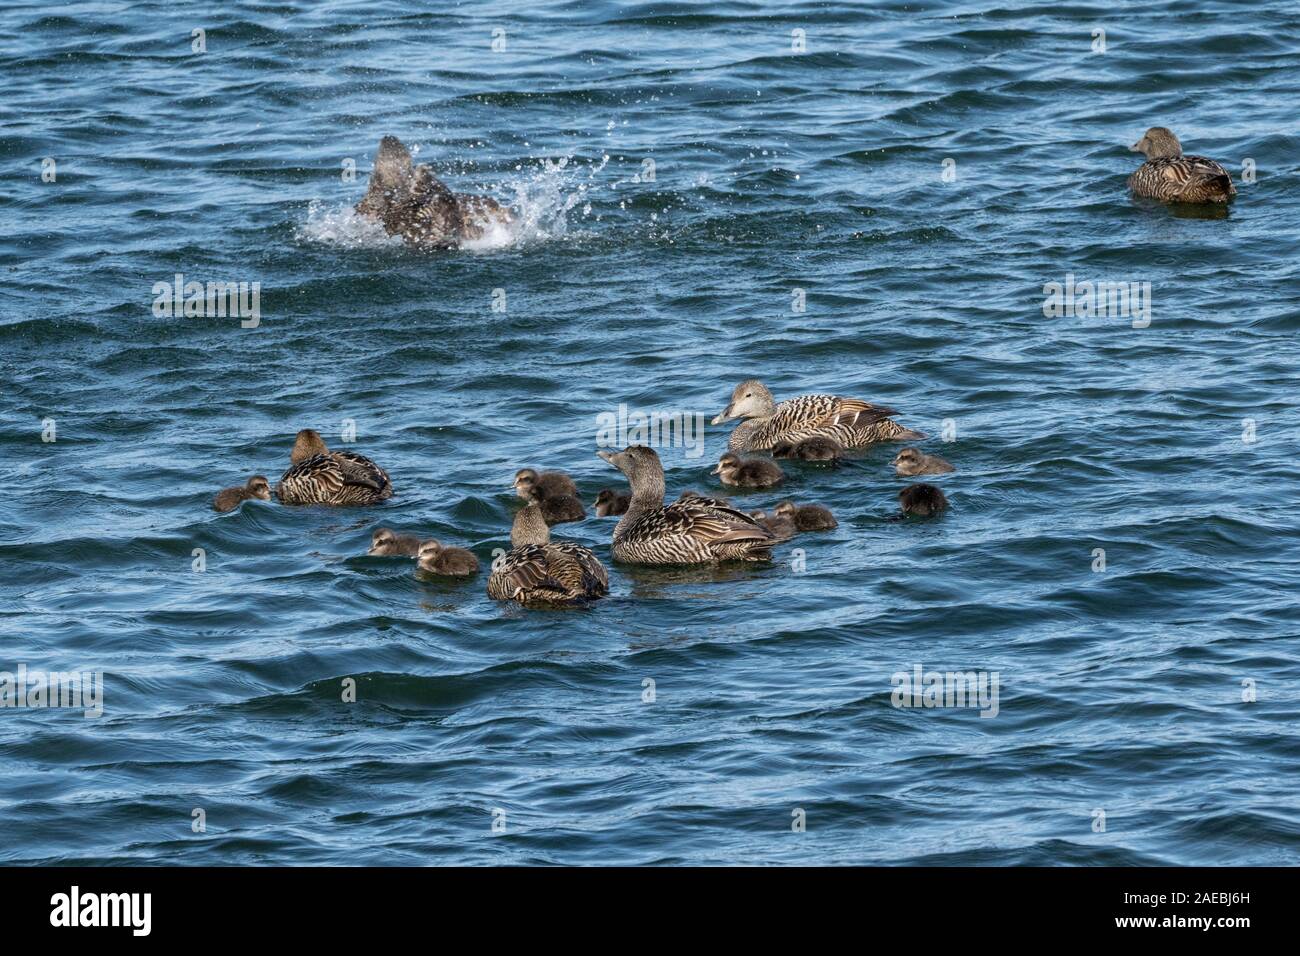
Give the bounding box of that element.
[213,379,963,608]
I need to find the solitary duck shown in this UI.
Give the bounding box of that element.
[368,527,421,557]
[213,475,271,513]
[712,379,921,452]
[486,503,608,606]
[598,446,775,565]
[892,447,955,477]
[417,539,481,578]
[276,429,393,506]
[356,136,513,248]
[774,500,838,532]
[522,484,586,525]
[514,467,578,501]
[899,483,948,517]
[771,435,845,462]
[713,452,784,489]
[1128,127,1236,204]
[594,488,631,517]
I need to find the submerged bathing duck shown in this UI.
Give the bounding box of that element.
[276,429,394,506]
[773,500,838,532]
[416,539,481,578]
[898,483,949,517]
[523,484,586,525]
[892,447,955,477]
[355,135,513,248]
[713,452,784,489]
[368,527,421,557]
[594,488,631,517]
[771,435,845,462]
[213,475,271,513]
[598,446,775,565]
[712,379,922,452]
[514,467,578,501]
[1128,127,1236,204]
[486,503,608,606]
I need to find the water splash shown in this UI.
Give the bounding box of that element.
[299,153,613,254]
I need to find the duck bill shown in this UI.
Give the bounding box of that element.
[710,463,723,474]
[710,405,735,425]
[1129,141,1143,152]
[596,450,617,466]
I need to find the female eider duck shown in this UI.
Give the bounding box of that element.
[892,447,955,477]
[712,379,921,452]
[276,429,393,506]
[486,503,608,606]
[1128,127,1235,204]
[213,475,271,513]
[594,488,631,517]
[598,446,775,565]
[416,539,481,578]
[368,527,421,557]
[898,483,948,517]
[713,452,784,489]
[774,499,838,532]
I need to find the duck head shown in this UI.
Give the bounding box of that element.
[711,379,775,424]
[290,429,330,464]
[711,452,741,480]
[513,468,539,500]
[246,475,271,501]
[416,539,442,568]
[369,527,400,556]
[597,446,665,499]
[892,447,924,474]
[1131,127,1182,159]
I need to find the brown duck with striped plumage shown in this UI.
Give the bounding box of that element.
[486,503,608,606]
[1128,127,1235,204]
[276,429,393,506]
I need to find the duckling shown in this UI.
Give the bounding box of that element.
[276,429,393,506]
[524,484,586,525]
[747,508,797,541]
[213,475,271,513]
[773,499,838,532]
[892,447,955,477]
[514,467,578,501]
[598,446,774,565]
[368,527,421,557]
[487,503,608,605]
[416,539,481,577]
[771,435,845,462]
[1128,127,1236,204]
[712,452,784,489]
[712,379,922,451]
[898,483,948,517]
[594,488,631,517]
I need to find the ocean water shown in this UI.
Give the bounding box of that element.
[2,0,1299,866]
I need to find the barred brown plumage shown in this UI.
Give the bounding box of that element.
[598,446,774,565]
[276,429,393,506]
[1128,127,1236,204]
[486,503,607,606]
[711,380,922,452]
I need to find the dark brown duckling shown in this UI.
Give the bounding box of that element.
[368,527,421,557]
[213,475,271,513]
[524,484,586,525]
[747,508,797,540]
[892,447,955,477]
[774,499,837,532]
[712,452,784,489]
[416,539,481,577]
[771,435,845,462]
[594,488,631,517]
[898,483,948,517]
[513,467,577,501]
